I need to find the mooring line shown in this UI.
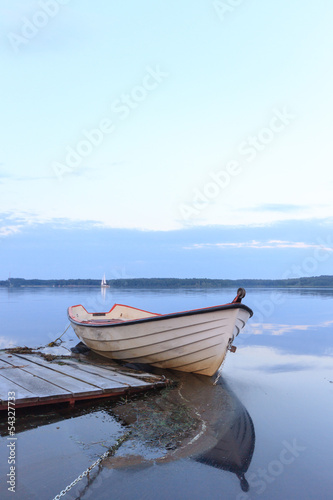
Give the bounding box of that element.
[52,431,132,500]
[47,324,71,347]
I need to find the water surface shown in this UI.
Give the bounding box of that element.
[0,287,332,499]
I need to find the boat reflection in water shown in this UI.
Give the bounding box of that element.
[106,371,255,493]
[193,382,255,492]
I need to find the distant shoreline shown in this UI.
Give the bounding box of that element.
[1,276,333,288]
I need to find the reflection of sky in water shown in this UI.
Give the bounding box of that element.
[222,338,333,500]
[250,319,333,335]
[238,318,333,356]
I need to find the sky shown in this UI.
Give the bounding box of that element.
[1,0,333,279]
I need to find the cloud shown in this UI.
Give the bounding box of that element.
[0,225,22,237]
[247,204,304,212]
[185,240,333,251]
[0,211,111,239]
[0,211,43,237]
[1,217,333,280]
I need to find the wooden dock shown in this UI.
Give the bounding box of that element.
[0,351,168,410]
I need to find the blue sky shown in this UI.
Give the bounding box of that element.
[1,1,333,279]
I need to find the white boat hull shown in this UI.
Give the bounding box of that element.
[68,296,253,376]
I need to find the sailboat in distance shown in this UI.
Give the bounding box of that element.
[101,274,110,288]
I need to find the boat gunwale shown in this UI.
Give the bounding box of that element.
[67,302,253,328]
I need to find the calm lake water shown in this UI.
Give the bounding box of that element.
[0,287,332,500]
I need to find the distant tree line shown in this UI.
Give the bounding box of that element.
[2,278,100,287]
[106,276,333,288]
[1,276,333,288]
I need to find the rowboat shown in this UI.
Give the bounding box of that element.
[67,288,253,376]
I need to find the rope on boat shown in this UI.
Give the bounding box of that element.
[47,324,71,347]
[52,431,132,500]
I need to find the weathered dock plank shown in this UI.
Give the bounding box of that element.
[0,354,102,398]
[13,354,132,390]
[0,357,74,402]
[53,359,159,387]
[14,353,161,388]
[0,351,168,410]
[0,374,38,406]
[71,357,163,386]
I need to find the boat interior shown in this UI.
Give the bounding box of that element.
[69,304,161,324]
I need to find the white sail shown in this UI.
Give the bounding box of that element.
[101,274,109,287]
